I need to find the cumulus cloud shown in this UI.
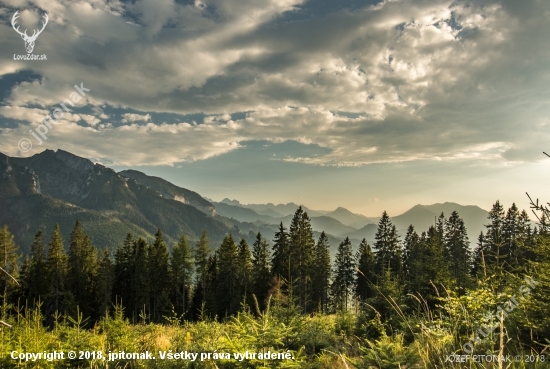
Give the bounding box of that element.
[121,113,151,123]
[0,0,549,166]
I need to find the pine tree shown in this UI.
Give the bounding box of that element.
[0,225,19,311]
[217,235,240,317]
[331,237,355,311]
[67,220,98,319]
[171,234,194,318]
[94,249,114,318]
[148,229,172,322]
[251,233,271,312]
[402,225,419,283]
[45,224,71,318]
[373,211,402,280]
[355,238,376,303]
[288,207,315,312]
[444,211,471,289]
[311,231,331,313]
[25,231,49,305]
[271,222,290,281]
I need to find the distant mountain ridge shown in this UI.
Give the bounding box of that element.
[0,149,231,251]
[1,149,491,255]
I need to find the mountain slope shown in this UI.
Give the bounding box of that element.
[1,150,232,250]
[392,203,488,240]
[325,207,376,228]
[119,169,216,215]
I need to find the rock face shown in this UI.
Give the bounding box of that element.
[0,149,230,251]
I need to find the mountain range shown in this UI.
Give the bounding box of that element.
[0,149,490,254]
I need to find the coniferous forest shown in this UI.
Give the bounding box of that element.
[1,201,550,368]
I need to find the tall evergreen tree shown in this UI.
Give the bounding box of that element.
[148,229,172,322]
[251,232,271,312]
[94,249,114,318]
[45,224,71,318]
[203,254,219,318]
[171,234,194,318]
[0,225,19,309]
[311,232,331,313]
[195,230,210,284]
[484,200,506,268]
[191,230,211,320]
[217,235,240,317]
[373,212,402,280]
[24,231,49,305]
[288,207,315,312]
[132,238,149,322]
[402,225,419,282]
[331,237,355,311]
[472,232,487,277]
[444,211,471,289]
[271,222,290,281]
[67,220,98,319]
[355,238,376,303]
[113,233,134,314]
[236,238,253,308]
[420,226,452,305]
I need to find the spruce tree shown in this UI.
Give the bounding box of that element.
[25,231,48,305]
[444,211,471,289]
[251,233,271,311]
[0,225,19,310]
[484,200,506,268]
[113,233,134,316]
[288,206,315,312]
[94,249,114,318]
[402,225,419,284]
[203,254,219,318]
[171,234,194,318]
[195,230,210,284]
[271,222,290,281]
[217,235,240,317]
[472,232,487,277]
[419,226,452,306]
[45,224,71,318]
[331,237,355,311]
[191,231,211,320]
[311,231,331,313]
[67,220,98,319]
[355,238,376,303]
[236,238,253,308]
[373,211,402,280]
[148,229,172,322]
[132,238,149,322]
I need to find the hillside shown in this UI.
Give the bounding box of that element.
[0,150,232,251]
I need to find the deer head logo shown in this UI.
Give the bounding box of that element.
[11,11,48,54]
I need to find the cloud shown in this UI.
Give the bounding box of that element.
[121,113,151,123]
[0,0,549,167]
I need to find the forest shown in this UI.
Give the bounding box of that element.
[1,201,549,368]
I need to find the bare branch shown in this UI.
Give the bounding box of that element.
[0,266,19,286]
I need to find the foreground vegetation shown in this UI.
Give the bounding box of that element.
[1,199,550,368]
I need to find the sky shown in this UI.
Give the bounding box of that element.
[0,0,549,217]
